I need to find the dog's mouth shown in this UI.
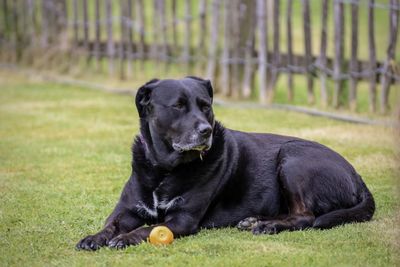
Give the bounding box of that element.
[172,143,210,153]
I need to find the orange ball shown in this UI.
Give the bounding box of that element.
[149,226,174,245]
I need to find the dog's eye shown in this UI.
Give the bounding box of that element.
[173,101,185,110]
[201,104,211,112]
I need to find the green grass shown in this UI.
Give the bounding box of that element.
[0,71,399,266]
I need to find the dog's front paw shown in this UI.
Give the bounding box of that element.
[237,217,260,231]
[108,233,144,249]
[252,221,279,235]
[76,234,108,251]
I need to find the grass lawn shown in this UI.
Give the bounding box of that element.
[0,71,399,266]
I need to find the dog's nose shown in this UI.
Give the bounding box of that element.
[198,124,212,138]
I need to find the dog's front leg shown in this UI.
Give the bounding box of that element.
[76,207,144,251]
[108,215,199,249]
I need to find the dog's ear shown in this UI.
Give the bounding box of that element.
[185,76,213,100]
[135,79,159,118]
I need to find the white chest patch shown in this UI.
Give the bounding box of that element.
[136,192,184,218]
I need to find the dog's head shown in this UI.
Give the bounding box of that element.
[135,76,215,168]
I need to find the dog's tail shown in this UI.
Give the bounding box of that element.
[313,179,375,229]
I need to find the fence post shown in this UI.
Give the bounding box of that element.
[2,0,10,48]
[82,0,89,63]
[171,0,178,54]
[158,0,168,68]
[126,0,133,76]
[242,1,256,99]
[256,0,268,104]
[41,0,49,49]
[380,0,399,114]
[333,0,345,108]
[12,0,20,61]
[105,0,114,75]
[230,0,241,99]
[94,0,101,71]
[119,0,126,80]
[25,0,36,64]
[182,0,192,72]
[286,0,294,102]
[368,0,377,113]
[268,0,280,103]
[319,0,329,107]
[349,0,359,111]
[135,0,145,69]
[221,0,231,96]
[205,0,220,84]
[151,0,159,61]
[302,0,314,104]
[198,0,207,62]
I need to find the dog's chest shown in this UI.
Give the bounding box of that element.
[135,181,184,219]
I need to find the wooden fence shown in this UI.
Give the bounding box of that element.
[0,0,399,113]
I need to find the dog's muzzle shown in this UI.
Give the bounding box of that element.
[172,135,212,153]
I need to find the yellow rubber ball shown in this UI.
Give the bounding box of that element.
[149,226,174,245]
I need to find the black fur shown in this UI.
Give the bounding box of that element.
[76,77,375,251]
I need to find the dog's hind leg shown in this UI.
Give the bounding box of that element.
[237,166,315,234]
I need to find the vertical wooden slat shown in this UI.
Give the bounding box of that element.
[183,0,192,70]
[24,0,33,46]
[257,0,268,103]
[94,0,101,71]
[230,0,240,99]
[319,0,329,107]
[303,0,314,104]
[2,0,11,61]
[205,0,220,82]
[2,0,10,43]
[158,0,168,64]
[82,0,89,58]
[333,0,345,108]
[380,0,399,114]
[126,0,133,76]
[56,0,68,51]
[119,0,126,79]
[32,0,38,41]
[72,0,78,45]
[41,0,48,49]
[25,0,36,64]
[105,0,114,75]
[221,0,231,96]
[198,0,207,54]
[12,0,20,61]
[286,0,294,102]
[136,0,145,67]
[171,0,178,52]
[242,1,256,99]
[349,0,359,111]
[0,1,4,49]
[368,0,377,112]
[151,0,159,60]
[268,0,280,102]
[20,0,27,51]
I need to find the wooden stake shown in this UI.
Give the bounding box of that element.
[368,0,377,113]
[333,0,345,108]
[205,0,220,83]
[256,0,268,103]
[349,0,359,112]
[286,0,294,102]
[303,0,314,104]
[380,0,399,114]
[319,0,329,107]
[105,0,114,75]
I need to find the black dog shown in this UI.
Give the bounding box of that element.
[76,77,375,251]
